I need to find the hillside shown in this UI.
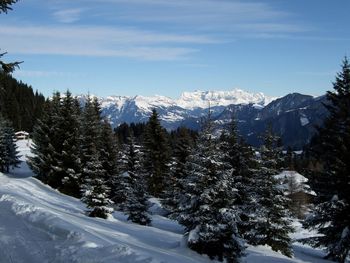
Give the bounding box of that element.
[0,140,333,263]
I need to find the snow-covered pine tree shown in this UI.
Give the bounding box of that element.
[163,127,193,218]
[80,96,113,219]
[249,125,293,257]
[29,93,62,187]
[57,91,82,197]
[143,109,170,197]
[219,113,259,239]
[303,57,350,263]
[179,113,244,262]
[0,116,20,173]
[99,119,119,194]
[119,134,151,225]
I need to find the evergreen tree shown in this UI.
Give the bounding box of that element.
[178,114,244,262]
[99,119,119,193]
[163,127,193,217]
[303,58,350,263]
[119,135,151,225]
[219,114,259,239]
[249,125,293,257]
[29,93,62,186]
[143,109,170,197]
[0,116,20,172]
[80,97,112,219]
[57,91,82,197]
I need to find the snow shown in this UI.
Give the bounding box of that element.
[300,116,309,126]
[0,142,334,262]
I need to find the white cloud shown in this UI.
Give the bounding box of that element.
[53,8,84,23]
[0,24,204,60]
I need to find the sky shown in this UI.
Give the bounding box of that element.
[1,0,349,98]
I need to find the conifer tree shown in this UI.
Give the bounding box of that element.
[303,58,350,263]
[29,93,62,187]
[250,125,293,257]
[118,134,151,225]
[0,116,20,172]
[219,114,259,238]
[163,127,193,217]
[143,109,170,197]
[80,97,112,219]
[99,119,119,192]
[57,91,82,197]
[179,114,244,262]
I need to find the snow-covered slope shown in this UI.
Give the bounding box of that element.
[0,141,333,263]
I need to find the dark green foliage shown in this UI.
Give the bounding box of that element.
[28,93,62,187]
[179,114,245,262]
[57,91,82,197]
[100,120,119,191]
[219,114,259,239]
[143,109,170,197]
[0,0,18,14]
[118,135,151,225]
[0,73,45,132]
[249,125,293,257]
[79,96,113,219]
[0,115,20,172]
[163,127,194,217]
[303,58,350,263]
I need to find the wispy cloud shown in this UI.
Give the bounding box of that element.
[14,70,82,78]
[53,8,85,23]
[0,24,212,60]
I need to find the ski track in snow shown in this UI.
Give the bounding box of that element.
[0,140,334,263]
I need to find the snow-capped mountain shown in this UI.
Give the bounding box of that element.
[78,88,276,127]
[78,89,327,148]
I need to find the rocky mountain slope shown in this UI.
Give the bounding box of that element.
[79,89,327,149]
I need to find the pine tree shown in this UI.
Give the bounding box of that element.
[163,127,193,217]
[178,114,244,262]
[57,91,82,197]
[143,109,170,197]
[80,97,112,219]
[29,93,62,187]
[303,58,350,263]
[219,114,259,239]
[119,135,151,225]
[99,119,119,193]
[249,125,293,257]
[0,116,20,172]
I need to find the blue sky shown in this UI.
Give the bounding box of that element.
[1,0,349,98]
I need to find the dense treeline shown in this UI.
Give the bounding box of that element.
[0,72,45,132]
[27,58,350,262]
[29,90,296,262]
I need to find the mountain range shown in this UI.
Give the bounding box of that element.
[78,89,328,149]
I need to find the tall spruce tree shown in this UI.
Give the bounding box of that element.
[163,127,193,217]
[29,93,62,187]
[99,119,119,193]
[178,114,244,262]
[0,116,20,173]
[303,58,350,263]
[57,91,82,197]
[118,134,151,225]
[219,114,259,239]
[250,125,293,257]
[143,109,170,197]
[80,97,112,219]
